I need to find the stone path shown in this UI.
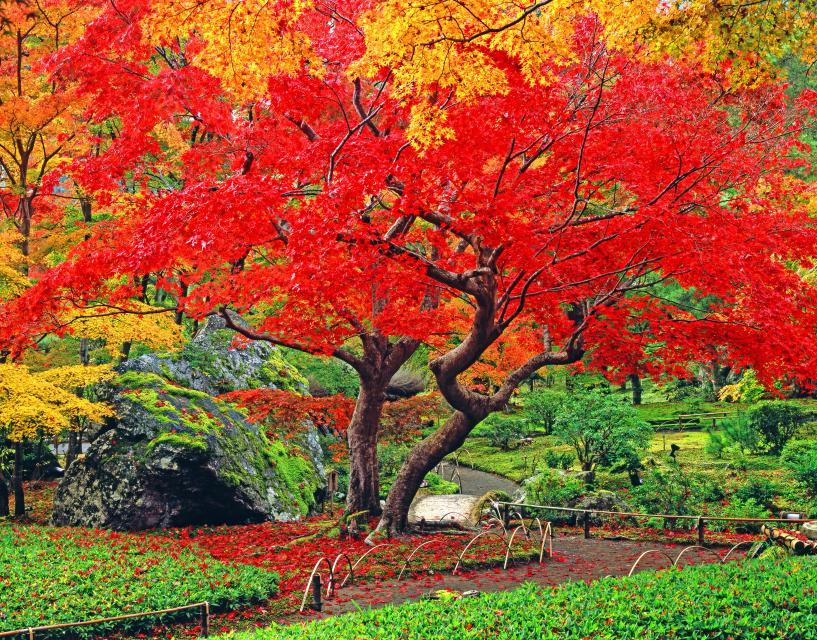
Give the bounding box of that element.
[437,461,520,496]
[293,536,741,622]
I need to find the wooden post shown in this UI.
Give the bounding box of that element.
[502,503,510,528]
[310,574,323,612]
[199,602,209,637]
[583,511,591,539]
[697,517,705,546]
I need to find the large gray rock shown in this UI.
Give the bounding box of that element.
[52,329,324,530]
[803,521,817,541]
[571,490,635,526]
[123,313,308,396]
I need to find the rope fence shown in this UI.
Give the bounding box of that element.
[492,500,814,545]
[0,602,210,640]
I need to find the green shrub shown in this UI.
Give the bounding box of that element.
[480,413,528,450]
[223,556,817,640]
[424,472,460,495]
[781,439,817,496]
[719,411,759,454]
[630,462,706,518]
[523,468,584,519]
[745,400,803,454]
[544,449,575,470]
[734,476,780,507]
[705,497,771,533]
[0,526,278,637]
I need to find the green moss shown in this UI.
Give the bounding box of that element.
[251,350,309,392]
[117,363,320,517]
[146,432,208,455]
[117,370,168,390]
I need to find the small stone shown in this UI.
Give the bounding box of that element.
[803,522,817,541]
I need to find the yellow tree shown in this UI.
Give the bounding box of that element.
[0,362,113,516]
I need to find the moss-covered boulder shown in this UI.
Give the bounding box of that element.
[124,313,309,396]
[52,371,324,530]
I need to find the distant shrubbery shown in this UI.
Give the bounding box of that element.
[707,400,804,457]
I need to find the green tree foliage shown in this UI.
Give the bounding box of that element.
[553,390,652,476]
[521,388,565,435]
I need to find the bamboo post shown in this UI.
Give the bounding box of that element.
[199,602,209,637]
[310,574,323,612]
[697,517,705,546]
[583,511,591,539]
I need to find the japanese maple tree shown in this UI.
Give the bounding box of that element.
[1,0,816,535]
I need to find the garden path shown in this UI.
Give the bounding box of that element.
[287,536,739,623]
[437,461,520,496]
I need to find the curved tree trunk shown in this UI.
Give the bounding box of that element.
[376,411,478,535]
[345,381,387,516]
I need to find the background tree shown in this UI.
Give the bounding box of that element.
[0,362,112,515]
[552,389,652,484]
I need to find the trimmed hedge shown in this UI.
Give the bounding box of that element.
[0,526,278,637]
[226,555,817,639]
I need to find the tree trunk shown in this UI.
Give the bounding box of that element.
[0,473,9,517]
[628,373,642,405]
[13,441,24,517]
[65,431,80,469]
[345,381,387,517]
[376,411,477,536]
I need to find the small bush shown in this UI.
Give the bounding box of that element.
[734,476,780,507]
[522,388,565,434]
[480,413,528,450]
[719,412,759,454]
[745,400,803,454]
[424,472,460,495]
[781,439,817,496]
[706,497,771,533]
[523,468,584,518]
[630,462,708,518]
[544,449,575,470]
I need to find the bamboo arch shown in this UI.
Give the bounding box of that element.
[454,531,513,575]
[627,550,676,577]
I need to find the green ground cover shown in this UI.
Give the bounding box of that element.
[222,556,817,640]
[0,525,279,637]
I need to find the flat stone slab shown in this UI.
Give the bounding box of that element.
[408,494,481,527]
[803,521,817,540]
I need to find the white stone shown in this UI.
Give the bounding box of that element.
[802,521,817,540]
[408,494,481,527]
